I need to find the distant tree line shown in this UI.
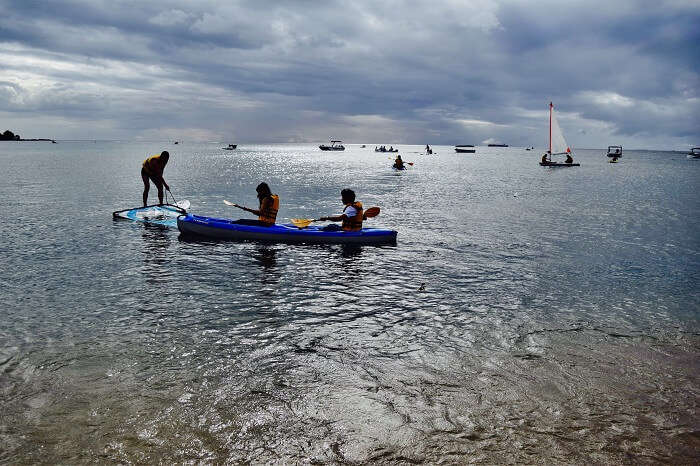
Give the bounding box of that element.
[1,130,21,141]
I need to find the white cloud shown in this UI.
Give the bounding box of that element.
[456,119,508,128]
[149,9,190,27]
[580,91,635,108]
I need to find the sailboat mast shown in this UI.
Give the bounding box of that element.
[549,102,553,155]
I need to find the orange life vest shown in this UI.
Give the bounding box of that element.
[258,194,279,225]
[342,201,363,231]
[142,154,165,176]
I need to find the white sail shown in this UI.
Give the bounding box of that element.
[549,103,571,155]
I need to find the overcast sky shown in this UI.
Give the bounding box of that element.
[0,0,698,149]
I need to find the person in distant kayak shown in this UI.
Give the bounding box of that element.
[565,153,574,164]
[320,189,364,231]
[141,151,170,206]
[393,155,405,170]
[426,144,432,154]
[231,182,279,226]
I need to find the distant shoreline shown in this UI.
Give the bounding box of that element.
[0,138,57,143]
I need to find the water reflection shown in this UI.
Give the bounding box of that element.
[340,244,363,258]
[140,223,172,285]
[252,245,277,270]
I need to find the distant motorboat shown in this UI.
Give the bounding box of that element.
[488,143,508,147]
[222,144,237,150]
[360,144,366,148]
[319,140,345,151]
[174,141,179,145]
[689,147,700,158]
[455,145,475,153]
[606,145,622,157]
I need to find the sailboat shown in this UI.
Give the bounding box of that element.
[540,102,580,167]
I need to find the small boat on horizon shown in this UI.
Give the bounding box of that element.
[222,144,237,150]
[375,146,398,152]
[606,145,622,158]
[539,102,580,167]
[689,147,700,158]
[319,140,345,151]
[455,145,476,153]
[488,143,508,147]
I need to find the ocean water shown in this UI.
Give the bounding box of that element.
[1,141,698,463]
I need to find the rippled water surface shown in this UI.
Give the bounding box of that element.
[1,142,699,463]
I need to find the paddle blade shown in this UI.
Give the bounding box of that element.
[290,218,314,228]
[176,200,190,210]
[223,200,237,207]
[363,207,380,219]
[407,162,414,166]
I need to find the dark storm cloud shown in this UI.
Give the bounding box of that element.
[0,0,697,147]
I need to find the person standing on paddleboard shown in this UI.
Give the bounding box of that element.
[319,189,364,232]
[141,151,170,206]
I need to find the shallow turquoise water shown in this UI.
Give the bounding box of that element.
[1,141,698,463]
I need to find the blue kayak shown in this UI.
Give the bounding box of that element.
[177,214,398,244]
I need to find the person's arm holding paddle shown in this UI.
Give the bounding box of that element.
[319,212,344,222]
[223,182,279,226]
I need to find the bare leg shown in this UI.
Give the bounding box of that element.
[141,172,150,206]
[156,182,164,205]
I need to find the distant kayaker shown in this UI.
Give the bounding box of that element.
[320,189,364,231]
[141,151,170,206]
[393,155,405,170]
[426,144,432,154]
[230,182,279,226]
[541,153,549,164]
[565,153,574,164]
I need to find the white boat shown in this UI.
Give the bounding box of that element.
[606,145,622,157]
[319,140,345,151]
[539,102,580,167]
[455,145,475,153]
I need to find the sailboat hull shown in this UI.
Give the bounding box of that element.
[539,162,580,167]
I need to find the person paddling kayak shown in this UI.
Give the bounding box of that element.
[228,182,280,226]
[393,155,405,170]
[319,189,364,231]
[142,151,170,206]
